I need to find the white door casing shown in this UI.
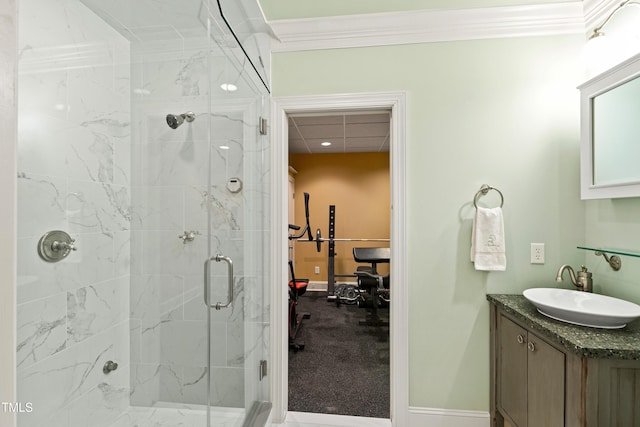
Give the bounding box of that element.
[270,92,408,426]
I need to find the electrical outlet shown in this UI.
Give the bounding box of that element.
[314,266,320,274]
[531,243,545,264]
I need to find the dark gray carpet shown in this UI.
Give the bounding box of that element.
[288,291,390,418]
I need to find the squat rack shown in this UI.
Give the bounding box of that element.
[292,202,390,300]
[322,205,389,301]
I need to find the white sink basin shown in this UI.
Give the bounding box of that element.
[523,288,640,329]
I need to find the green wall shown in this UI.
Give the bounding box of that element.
[272,35,588,410]
[584,199,640,302]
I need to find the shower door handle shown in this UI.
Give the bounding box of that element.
[204,254,234,310]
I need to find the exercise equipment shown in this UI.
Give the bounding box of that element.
[287,193,313,352]
[289,201,391,313]
[353,247,390,326]
[297,205,389,303]
[287,258,310,352]
[313,227,389,253]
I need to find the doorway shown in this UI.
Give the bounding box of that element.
[287,111,391,417]
[270,92,409,426]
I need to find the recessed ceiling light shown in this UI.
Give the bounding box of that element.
[220,145,230,150]
[321,141,332,147]
[220,83,238,92]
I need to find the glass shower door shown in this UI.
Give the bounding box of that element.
[202,96,271,425]
[203,2,271,425]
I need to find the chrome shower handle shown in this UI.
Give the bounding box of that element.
[52,239,77,252]
[204,254,234,310]
[215,255,234,310]
[37,230,77,263]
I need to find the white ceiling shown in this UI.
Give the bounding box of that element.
[288,111,391,154]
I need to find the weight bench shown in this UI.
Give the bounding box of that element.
[353,247,390,326]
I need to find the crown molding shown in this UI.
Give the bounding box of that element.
[583,0,628,32]
[269,2,586,52]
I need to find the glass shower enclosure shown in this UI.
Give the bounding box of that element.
[16,0,271,426]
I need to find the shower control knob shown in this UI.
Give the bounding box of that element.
[37,230,78,263]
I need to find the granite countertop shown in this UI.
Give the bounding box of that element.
[487,294,640,360]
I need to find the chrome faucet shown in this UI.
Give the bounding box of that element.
[556,264,593,292]
[178,230,199,244]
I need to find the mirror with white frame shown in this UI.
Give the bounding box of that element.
[579,52,640,199]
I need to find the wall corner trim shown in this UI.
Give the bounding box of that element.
[270,91,409,426]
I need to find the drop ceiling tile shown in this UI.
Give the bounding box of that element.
[344,113,390,124]
[288,112,390,153]
[290,115,344,126]
[295,124,344,139]
[345,123,389,138]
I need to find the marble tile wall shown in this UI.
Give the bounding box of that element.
[17,0,271,424]
[16,0,131,426]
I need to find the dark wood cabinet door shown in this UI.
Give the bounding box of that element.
[499,316,528,427]
[527,333,565,427]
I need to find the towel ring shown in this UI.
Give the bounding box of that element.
[473,184,504,209]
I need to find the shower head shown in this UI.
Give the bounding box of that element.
[166,111,195,129]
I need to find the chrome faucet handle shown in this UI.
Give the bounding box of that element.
[178,230,199,243]
[52,239,77,252]
[577,265,593,293]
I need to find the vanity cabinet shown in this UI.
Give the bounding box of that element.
[498,315,564,427]
[489,295,640,427]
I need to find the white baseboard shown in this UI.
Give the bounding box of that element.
[306,281,327,291]
[273,408,489,427]
[408,407,490,427]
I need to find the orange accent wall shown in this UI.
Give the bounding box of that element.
[289,152,390,282]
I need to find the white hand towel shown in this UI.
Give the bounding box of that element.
[470,206,506,271]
